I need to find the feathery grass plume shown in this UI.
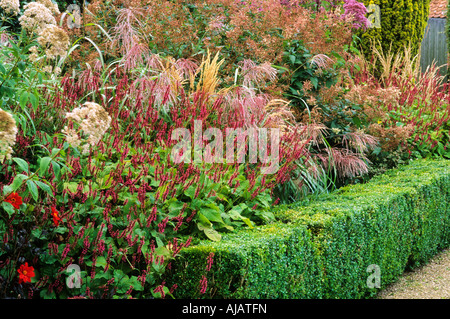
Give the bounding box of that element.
[0,0,19,15]
[364,41,445,102]
[0,108,18,163]
[309,54,334,70]
[62,102,112,155]
[194,50,225,95]
[319,147,369,179]
[263,99,296,133]
[19,2,57,33]
[37,24,70,59]
[342,129,379,154]
[111,7,146,56]
[237,59,278,88]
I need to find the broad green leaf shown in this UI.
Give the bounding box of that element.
[197,223,222,241]
[26,180,39,201]
[29,93,38,111]
[95,256,107,269]
[2,201,16,217]
[12,157,29,173]
[51,161,61,178]
[19,91,29,109]
[39,156,52,175]
[34,180,53,197]
[11,173,28,191]
[200,206,224,224]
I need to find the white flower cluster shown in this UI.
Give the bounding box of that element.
[62,102,112,155]
[0,0,20,16]
[37,0,60,15]
[19,2,57,34]
[37,24,70,59]
[0,109,18,163]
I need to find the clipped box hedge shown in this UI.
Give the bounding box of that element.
[167,158,450,298]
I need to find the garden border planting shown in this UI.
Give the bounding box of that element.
[167,158,450,298]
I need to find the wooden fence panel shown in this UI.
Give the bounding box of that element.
[420,18,448,77]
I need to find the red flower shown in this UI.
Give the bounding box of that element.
[4,192,23,209]
[51,207,62,227]
[17,262,35,284]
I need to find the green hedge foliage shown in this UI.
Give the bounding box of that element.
[359,0,431,58]
[167,158,450,298]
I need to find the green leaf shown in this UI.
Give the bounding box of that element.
[51,161,61,178]
[63,182,78,193]
[39,157,52,175]
[96,256,107,269]
[29,93,38,111]
[200,206,224,224]
[17,61,26,72]
[12,157,29,173]
[310,77,319,89]
[26,180,39,201]
[197,213,212,227]
[34,180,53,197]
[197,223,222,241]
[2,201,16,217]
[11,173,28,191]
[19,91,29,109]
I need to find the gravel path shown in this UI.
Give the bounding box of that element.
[376,248,450,299]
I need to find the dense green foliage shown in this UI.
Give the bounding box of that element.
[359,0,431,58]
[167,158,450,298]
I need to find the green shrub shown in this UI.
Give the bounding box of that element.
[166,158,450,298]
[359,0,430,59]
